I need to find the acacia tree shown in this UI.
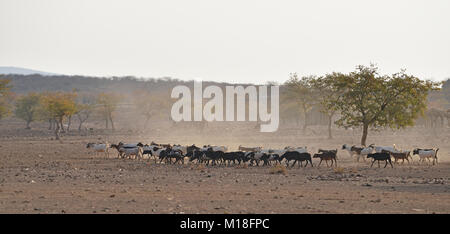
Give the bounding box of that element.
[75,93,96,132]
[132,90,170,130]
[312,73,346,139]
[0,79,12,120]
[97,92,121,130]
[14,93,41,129]
[40,92,77,140]
[284,74,317,131]
[331,64,439,146]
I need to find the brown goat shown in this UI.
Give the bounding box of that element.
[313,152,337,167]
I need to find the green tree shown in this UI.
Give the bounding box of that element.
[284,74,317,131]
[14,93,41,129]
[40,92,78,140]
[331,64,439,146]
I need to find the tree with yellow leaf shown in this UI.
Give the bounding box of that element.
[40,92,77,140]
[0,79,12,119]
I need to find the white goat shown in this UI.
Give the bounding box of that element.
[413,148,439,165]
[172,145,187,155]
[284,146,307,154]
[86,143,110,158]
[371,144,399,153]
[119,147,143,160]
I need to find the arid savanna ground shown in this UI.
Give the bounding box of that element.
[0,119,449,214]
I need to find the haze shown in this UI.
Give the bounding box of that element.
[1,0,449,84]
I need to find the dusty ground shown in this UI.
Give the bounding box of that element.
[0,119,449,214]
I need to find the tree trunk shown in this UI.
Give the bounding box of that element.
[48,119,53,130]
[109,113,115,130]
[26,120,31,129]
[54,117,61,140]
[78,114,83,132]
[303,111,307,132]
[361,123,369,146]
[67,116,71,132]
[327,114,333,139]
[59,118,65,133]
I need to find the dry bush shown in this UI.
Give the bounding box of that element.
[334,167,345,174]
[349,167,358,174]
[270,165,288,175]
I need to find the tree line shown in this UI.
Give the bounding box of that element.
[0,64,445,145]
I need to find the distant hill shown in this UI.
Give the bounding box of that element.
[0,73,255,95]
[0,66,59,76]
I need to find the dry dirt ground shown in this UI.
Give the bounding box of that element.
[0,119,449,214]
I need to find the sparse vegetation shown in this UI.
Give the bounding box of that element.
[333,167,345,174]
[0,78,12,119]
[270,165,288,175]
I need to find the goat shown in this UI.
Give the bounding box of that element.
[246,152,270,166]
[172,144,188,155]
[186,144,200,155]
[203,145,228,152]
[382,149,412,164]
[342,144,363,158]
[280,151,313,168]
[367,153,393,168]
[284,146,308,154]
[188,149,223,166]
[357,145,375,162]
[150,141,171,148]
[222,152,245,166]
[118,142,144,148]
[413,148,439,165]
[159,148,184,164]
[313,151,337,167]
[267,153,282,165]
[187,150,205,164]
[318,149,337,154]
[149,146,168,163]
[371,144,399,153]
[118,146,143,160]
[86,143,110,158]
[202,150,224,166]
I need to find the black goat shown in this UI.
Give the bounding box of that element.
[281,151,313,167]
[367,153,393,168]
[222,152,245,166]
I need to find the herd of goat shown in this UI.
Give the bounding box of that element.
[86,142,440,168]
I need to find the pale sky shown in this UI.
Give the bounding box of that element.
[1,0,449,84]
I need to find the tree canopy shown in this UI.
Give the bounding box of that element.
[40,92,78,139]
[284,74,317,131]
[329,64,440,145]
[14,92,41,129]
[97,92,122,130]
[0,79,12,119]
